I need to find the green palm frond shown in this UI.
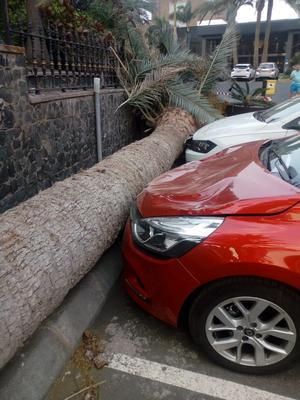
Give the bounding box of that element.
[136,50,197,78]
[169,2,195,24]
[118,67,181,121]
[199,26,237,94]
[126,24,150,61]
[230,81,267,105]
[112,18,235,126]
[196,0,228,23]
[252,87,265,97]
[167,80,222,124]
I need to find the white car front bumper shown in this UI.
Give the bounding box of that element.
[185,146,221,163]
[231,72,251,79]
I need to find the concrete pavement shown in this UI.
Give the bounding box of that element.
[0,241,123,400]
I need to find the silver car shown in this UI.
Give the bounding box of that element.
[255,62,279,80]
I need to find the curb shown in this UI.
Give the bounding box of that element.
[0,241,122,400]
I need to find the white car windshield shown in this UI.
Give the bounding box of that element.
[254,97,300,123]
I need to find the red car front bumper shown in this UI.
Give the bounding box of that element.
[122,222,200,326]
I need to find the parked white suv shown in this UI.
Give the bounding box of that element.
[256,62,279,80]
[231,64,256,80]
[185,96,300,162]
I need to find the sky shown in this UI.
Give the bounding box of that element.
[198,0,299,25]
[237,0,299,22]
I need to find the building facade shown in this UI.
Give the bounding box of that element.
[180,19,300,71]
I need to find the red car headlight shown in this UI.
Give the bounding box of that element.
[131,207,224,258]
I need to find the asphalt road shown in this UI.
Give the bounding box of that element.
[47,281,300,400]
[215,79,290,104]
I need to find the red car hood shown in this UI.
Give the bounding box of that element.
[138,142,300,217]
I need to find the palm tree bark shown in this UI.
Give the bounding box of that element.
[261,0,273,62]
[253,0,265,68]
[26,0,44,32]
[0,108,197,369]
[173,0,178,40]
[226,5,238,65]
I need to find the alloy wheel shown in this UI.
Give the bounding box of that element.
[205,296,297,367]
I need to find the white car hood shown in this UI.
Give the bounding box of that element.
[193,112,266,140]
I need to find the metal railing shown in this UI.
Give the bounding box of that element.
[8,23,120,94]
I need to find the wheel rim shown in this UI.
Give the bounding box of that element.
[205,296,297,367]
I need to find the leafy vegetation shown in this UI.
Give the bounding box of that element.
[40,0,106,32]
[112,21,237,125]
[2,0,153,38]
[229,80,271,107]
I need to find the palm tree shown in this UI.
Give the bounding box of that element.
[253,0,265,68]
[197,0,253,65]
[261,0,273,63]
[112,23,236,125]
[169,1,201,47]
[262,0,300,63]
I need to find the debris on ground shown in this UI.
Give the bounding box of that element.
[93,354,108,370]
[67,330,107,399]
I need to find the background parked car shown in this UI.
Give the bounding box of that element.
[256,62,279,80]
[231,64,256,81]
[123,135,300,374]
[185,96,300,162]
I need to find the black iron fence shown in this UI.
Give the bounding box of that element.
[7,23,121,93]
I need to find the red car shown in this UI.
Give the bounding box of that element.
[122,136,300,374]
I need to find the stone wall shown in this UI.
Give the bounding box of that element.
[0,45,138,213]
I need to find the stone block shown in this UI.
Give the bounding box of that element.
[0,88,13,103]
[0,106,15,129]
[0,54,8,67]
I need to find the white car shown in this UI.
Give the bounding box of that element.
[185,97,300,162]
[231,64,256,80]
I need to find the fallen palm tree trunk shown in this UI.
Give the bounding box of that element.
[0,108,196,369]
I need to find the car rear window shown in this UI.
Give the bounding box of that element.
[235,65,250,69]
[259,63,274,69]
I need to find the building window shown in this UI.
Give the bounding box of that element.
[206,37,221,54]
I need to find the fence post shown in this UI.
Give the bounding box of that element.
[94,77,102,162]
[0,0,11,44]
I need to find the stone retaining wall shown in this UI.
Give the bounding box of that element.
[0,45,138,213]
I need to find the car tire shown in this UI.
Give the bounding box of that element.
[189,277,300,374]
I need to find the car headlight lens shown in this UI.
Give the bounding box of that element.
[131,207,224,258]
[185,139,216,153]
